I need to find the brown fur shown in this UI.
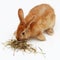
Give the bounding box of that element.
[15,4,55,41]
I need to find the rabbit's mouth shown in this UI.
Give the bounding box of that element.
[17,37,28,41]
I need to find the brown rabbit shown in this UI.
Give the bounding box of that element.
[15,4,55,41]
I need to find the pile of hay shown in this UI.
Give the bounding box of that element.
[5,39,36,53]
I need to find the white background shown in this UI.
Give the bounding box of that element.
[0,0,60,60]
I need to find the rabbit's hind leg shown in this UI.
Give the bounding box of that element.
[45,28,54,35]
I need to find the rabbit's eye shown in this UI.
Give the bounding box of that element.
[22,32,25,35]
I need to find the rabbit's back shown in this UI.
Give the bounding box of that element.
[25,4,55,33]
[25,4,54,23]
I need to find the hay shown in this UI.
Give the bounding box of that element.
[3,38,45,57]
[5,39,36,53]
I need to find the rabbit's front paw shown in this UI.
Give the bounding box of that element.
[37,32,46,41]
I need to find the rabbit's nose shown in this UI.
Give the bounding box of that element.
[16,37,21,41]
[16,36,23,41]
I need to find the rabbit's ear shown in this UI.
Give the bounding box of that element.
[26,15,36,29]
[18,9,25,24]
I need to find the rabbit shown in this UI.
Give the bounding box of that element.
[15,4,55,41]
